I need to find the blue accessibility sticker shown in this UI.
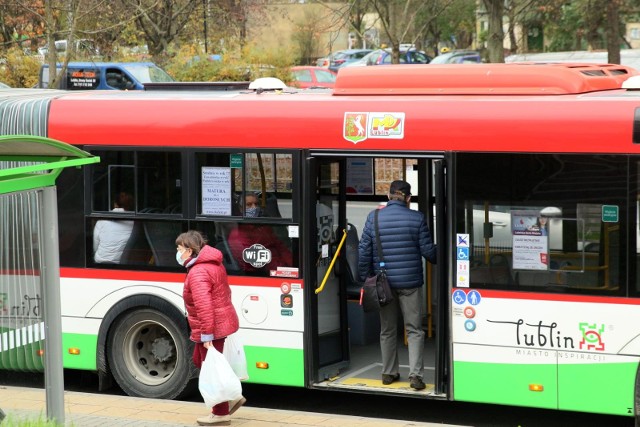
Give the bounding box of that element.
[456,247,469,260]
[452,289,466,305]
[467,290,481,305]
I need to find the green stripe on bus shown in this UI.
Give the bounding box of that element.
[558,362,635,416]
[62,333,97,370]
[0,342,44,371]
[454,361,635,417]
[454,361,557,409]
[244,346,304,387]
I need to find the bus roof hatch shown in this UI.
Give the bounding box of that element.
[333,63,638,96]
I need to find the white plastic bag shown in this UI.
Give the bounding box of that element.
[223,334,249,381]
[198,347,242,408]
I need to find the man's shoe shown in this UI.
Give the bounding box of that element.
[229,395,246,415]
[381,373,400,385]
[196,414,231,426]
[409,376,426,390]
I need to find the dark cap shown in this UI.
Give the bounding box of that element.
[389,180,411,197]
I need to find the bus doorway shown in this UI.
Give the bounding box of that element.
[305,154,447,397]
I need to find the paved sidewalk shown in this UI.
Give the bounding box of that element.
[0,385,462,427]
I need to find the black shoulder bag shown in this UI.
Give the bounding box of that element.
[360,209,395,313]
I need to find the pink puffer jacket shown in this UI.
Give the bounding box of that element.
[183,245,239,342]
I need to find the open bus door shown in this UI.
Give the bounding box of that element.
[305,156,350,383]
[305,154,448,395]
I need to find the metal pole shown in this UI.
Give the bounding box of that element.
[40,186,65,424]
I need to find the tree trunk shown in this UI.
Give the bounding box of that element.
[606,0,621,64]
[483,0,504,63]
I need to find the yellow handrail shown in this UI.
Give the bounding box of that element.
[315,229,348,294]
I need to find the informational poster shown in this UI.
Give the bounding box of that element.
[201,167,232,215]
[346,158,374,195]
[511,210,548,270]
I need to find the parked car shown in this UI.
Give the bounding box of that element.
[327,49,373,72]
[430,50,482,64]
[0,82,10,89]
[345,48,431,67]
[289,66,337,89]
[316,51,340,68]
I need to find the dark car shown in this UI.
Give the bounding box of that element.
[346,48,431,67]
[430,50,482,64]
[328,49,373,72]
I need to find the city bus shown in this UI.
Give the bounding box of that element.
[2,62,640,422]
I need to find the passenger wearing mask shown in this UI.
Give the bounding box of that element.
[176,230,245,426]
[227,193,292,275]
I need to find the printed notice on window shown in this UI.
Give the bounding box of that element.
[346,157,374,195]
[511,210,548,270]
[202,167,232,215]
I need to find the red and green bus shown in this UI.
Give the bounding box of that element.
[2,62,640,421]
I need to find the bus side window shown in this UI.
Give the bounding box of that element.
[457,153,626,295]
[144,221,183,267]
[120,221,152,265]
[136,151,182,214]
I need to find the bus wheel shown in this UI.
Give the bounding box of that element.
[107,308,196,399]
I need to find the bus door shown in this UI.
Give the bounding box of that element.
[304,156,350,382]
[405,157,448,396]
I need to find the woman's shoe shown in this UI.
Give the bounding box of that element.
[229,396,246,415]
[196,414,231,426]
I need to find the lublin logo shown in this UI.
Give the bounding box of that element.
[487,318,606,352]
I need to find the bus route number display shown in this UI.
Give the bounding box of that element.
[201,167,232,215]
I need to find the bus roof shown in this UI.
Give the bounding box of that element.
[334,63,637,95]
[9,63,639,154]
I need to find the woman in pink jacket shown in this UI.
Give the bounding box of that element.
[176,230,244,426]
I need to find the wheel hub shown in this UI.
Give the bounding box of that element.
[151,337,174,362]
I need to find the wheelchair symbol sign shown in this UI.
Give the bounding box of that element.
[457,247,469,260]
[452,289,466,305]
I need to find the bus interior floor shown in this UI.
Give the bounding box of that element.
[317,336,439,395]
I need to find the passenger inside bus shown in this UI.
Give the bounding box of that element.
[226,193,292,275]
[93,192,134,264]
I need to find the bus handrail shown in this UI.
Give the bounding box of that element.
[316,229,348,294]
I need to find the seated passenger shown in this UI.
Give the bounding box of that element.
[93,192,134,264]
[227,193,292,275]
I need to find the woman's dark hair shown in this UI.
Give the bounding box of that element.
[175,230,208,257]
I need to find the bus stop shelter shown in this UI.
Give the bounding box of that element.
[0,135,99,424]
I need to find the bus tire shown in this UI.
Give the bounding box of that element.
[107,307,197,399]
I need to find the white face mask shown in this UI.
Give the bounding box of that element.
[176,250,184,266]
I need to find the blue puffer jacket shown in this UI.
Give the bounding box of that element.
[358,200,436,289]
